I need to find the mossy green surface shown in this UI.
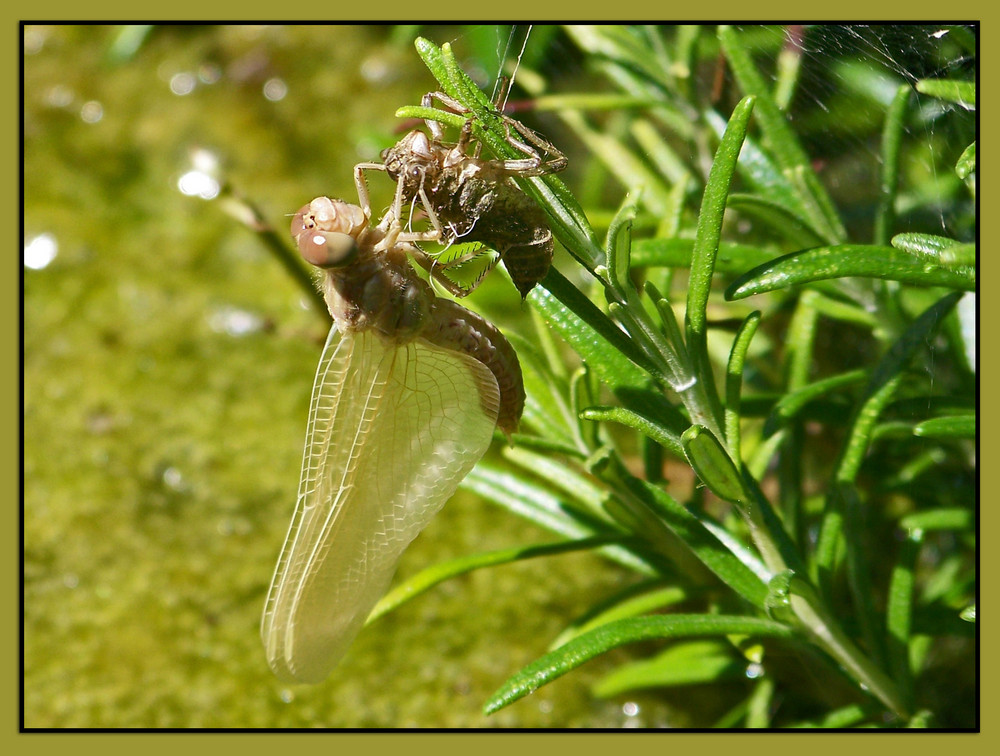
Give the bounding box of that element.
[23,24,663,729]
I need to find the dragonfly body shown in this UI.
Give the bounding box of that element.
[294,197,524,435]
[261,197,523,683]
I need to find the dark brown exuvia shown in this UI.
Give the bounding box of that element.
[356,90,566,299]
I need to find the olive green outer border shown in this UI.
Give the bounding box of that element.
[8,6,991,755]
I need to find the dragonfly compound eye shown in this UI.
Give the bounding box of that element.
[298,229,359,269]
[292,197,366,268]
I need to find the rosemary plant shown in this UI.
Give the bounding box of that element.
[230,26,975,728]
[366,29,976,728]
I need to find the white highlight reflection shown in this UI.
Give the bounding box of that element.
[178,170,220,200]
[24,233,58,270]
[170,72,197,96]
[263,78,287,101]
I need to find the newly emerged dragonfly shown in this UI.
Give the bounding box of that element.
[355,88,566,299]
[261,196,524,683]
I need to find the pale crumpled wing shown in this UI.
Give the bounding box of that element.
[261,325,500,683]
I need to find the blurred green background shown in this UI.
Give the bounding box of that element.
[23,24,666,728]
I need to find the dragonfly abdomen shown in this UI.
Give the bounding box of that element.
[424,298,524,437]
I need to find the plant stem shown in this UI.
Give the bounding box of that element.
[790,592,909,719]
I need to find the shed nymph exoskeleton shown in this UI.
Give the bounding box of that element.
[261,195,524,683]
[353,88,567,299]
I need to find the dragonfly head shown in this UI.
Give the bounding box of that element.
[292,197,367,269]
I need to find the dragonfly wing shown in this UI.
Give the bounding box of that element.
[262,325,500,683]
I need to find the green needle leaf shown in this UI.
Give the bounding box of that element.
[593,640,744,696]
[913,415,976,439]
[956,142,976,179]
[727,245,976,297]
[915,78,976,109]
[484,615,795,714]
[681,425,747,504]
[367,537,623,624]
